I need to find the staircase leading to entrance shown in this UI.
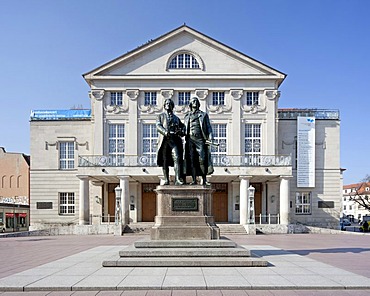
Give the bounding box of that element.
[217,223,247,235]
[124,223,247,235]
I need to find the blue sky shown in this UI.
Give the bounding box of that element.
[0,0,369,185]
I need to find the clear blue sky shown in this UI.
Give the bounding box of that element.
[1,0,369,185]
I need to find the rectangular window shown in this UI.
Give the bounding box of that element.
[109,124,125,165]
[212,92,225,105]
[59,142,74,169]
[344,205,347,210]
[144,92,157,106]
[142,124,158,165]
[211,124,227,165]
[244,124,261,165]
[110,92,123,105]
[178,91,190,106]
[246,92,259,106]
[295,192,312,214]
[59,192,75,215]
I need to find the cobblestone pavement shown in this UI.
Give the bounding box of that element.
[0,233,369,295]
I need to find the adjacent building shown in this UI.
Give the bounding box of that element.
[29,25,342,233]
[0,147,30,232]
[342,182,370,222]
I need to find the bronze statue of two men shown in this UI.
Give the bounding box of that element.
[156,97,214,186]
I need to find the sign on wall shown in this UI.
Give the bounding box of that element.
[297,117,315,187]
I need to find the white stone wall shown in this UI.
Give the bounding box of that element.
[278,119,341,227]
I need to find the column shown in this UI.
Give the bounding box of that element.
[279,176,290,224]
[78,175,90,225]
[118,176,130,225]
[239,176,251,225]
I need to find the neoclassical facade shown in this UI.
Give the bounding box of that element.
[30,25,342,233]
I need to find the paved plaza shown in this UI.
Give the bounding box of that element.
[0,233,370,295]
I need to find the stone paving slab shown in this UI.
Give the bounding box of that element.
[1,244,370,292]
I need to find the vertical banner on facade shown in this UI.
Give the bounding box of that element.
[297,117,315,187]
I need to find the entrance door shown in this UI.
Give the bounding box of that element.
[212,183,228,222]
[108,184,118,222]
[142,184,157,222]
[251,183,262,219]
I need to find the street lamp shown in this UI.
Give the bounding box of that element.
[114,186,122,225]
[248,185,255,224]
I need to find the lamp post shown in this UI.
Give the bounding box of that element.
[248,185,255,224]
[114,186,122,226]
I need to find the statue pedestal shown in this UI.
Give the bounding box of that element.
[102,184,269,267]
[150,185,220,240]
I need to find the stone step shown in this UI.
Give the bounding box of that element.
[134,239,236,248]
[119,246,251,257]
[217,224,247,234]
[103,256,268,267]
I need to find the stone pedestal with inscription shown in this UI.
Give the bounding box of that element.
[150,185,220,240]
[102,185,269,267]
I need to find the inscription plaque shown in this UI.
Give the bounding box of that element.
[36,202,53,209]
[172,198,198,211]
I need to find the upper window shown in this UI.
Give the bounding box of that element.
[246,92,259,106]
[142,124,158,165]
[110,92,123,105]
[59,142,74,169]
[212,92,225,106]
[144,92,157,106]
[109,124,125,165]
[178,92,190,106]
[169,53,200,69]
[244,124,261,166]
[211,124,227,165]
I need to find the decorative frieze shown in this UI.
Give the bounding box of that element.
[195,89,208,100]
[160,89,174,99]
[126,89,139,101]
[230,89,243,100]
[265,90,280,101]
[89,89,105,101]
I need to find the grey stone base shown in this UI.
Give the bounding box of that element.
[102,239,268,267]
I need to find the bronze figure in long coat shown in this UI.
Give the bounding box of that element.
[183,97,214,185]
[156,99,185,185]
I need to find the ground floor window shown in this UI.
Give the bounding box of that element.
[59,192,75,215]
[295,192,311,214]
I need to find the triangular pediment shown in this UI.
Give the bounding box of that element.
[83,25,286,83]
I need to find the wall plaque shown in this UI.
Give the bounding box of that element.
[36,202,53,209]
[172,198,198,211]
[318,201,334,208]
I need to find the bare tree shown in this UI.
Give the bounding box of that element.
[348,175,370,212]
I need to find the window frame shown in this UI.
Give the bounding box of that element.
[110,92,123,106]
[246,91,260,106]
[108,123,125,165]
[212,92,225,106]
[295,192,312,215]
[59,141,75,170]
[168,53,200,69]
[178,91,191,106]
[59,192,75,215]
[144,92,157,106]
[211,123,227,165]
[142,123,158,165]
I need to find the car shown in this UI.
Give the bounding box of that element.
[0,222,5,233]
[340,218,351,230]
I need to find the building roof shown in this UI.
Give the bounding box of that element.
[83,24,287,86]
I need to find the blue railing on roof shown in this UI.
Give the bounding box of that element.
[30,110,91,120]
[278,109,339,120]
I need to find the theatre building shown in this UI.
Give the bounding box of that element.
[29,25,342,233]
